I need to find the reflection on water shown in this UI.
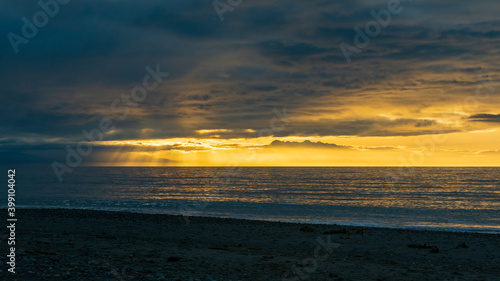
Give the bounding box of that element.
[17,167,500,233]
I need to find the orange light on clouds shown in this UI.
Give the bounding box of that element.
[86,126,500,166]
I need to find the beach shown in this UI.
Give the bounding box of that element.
[2,208,498,280]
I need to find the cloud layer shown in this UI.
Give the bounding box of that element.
[1,0,500,165]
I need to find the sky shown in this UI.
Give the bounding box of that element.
[1,0,500,168]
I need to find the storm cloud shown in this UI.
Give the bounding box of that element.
[1,0,500,164]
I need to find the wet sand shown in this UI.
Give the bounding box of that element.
[2,208,499,280]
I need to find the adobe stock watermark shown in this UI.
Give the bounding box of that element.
[385,74,496,187]
[282,235,341,281]
[213,0,244,22]
[7,0,70,54]
[340,0,412,63]
[52,64,169,182]
[178,106,291,224]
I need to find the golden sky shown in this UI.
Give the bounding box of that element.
[88,127,500,166]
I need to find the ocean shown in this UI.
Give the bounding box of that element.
[13,166,500,233]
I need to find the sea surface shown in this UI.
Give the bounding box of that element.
[11,166,500,233]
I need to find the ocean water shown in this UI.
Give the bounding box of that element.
[12,166,500,233]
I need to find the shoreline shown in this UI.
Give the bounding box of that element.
[3,208,499,280]
[14,206,500,235]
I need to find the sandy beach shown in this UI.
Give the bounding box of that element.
[2,208,499,280]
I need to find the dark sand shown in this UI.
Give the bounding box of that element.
[2,209,499,280]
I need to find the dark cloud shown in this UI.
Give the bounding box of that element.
[274,118,458,137]
[269,140,348,149]
[469,114,500,123]
[2,0,500,164]
[415,119,437,127]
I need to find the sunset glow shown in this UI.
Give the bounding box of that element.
[85,127,500,166]
[2,0,500,168]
